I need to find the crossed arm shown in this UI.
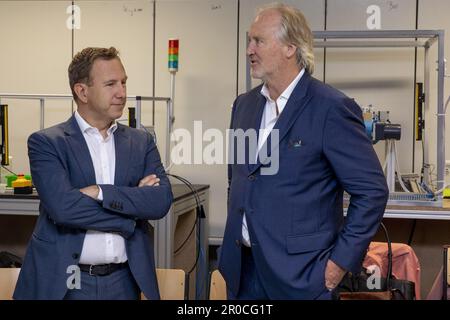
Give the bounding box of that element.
[28,131,173,238]
[80,174,161,199]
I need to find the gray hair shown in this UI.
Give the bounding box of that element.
[257,3,315,74]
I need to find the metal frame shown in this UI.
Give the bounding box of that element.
[312,30,446,191]
[0,94,173,167]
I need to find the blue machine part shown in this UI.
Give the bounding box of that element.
[364,119,373,139]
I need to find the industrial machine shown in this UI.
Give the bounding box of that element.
[359,104,438,205]
[362,105,401,145]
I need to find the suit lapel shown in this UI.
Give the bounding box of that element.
[113,124,131,186]
[246,92,266,172]
[252,72,313,174]
[64,115,96,186]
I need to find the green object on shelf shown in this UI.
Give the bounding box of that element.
[5,175,31,188]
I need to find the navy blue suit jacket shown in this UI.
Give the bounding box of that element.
[14,115,173,300]
[219,72,389,299]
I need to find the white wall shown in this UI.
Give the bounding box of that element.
[154,0,237,242]
[1,0,449,242]
[0,0,72,173]
[326,0,417,173]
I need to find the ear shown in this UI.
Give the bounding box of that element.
[73,83,88,104]
[285,44,297,59]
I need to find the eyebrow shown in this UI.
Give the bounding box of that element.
[103,76,128,84]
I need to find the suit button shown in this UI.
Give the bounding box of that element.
[72,253,79,259]
[248,175,255,181]
[235,239,241,247]
[239,208,245,214]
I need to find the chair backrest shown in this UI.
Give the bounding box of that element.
[156,268,187,300]
[0,268,20,300]
[209,269,227,300]
[141,268,187,300]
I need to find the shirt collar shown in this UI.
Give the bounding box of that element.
[260,68,305,102]
[74,110,118,136]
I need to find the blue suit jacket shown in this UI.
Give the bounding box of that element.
[219,72,389,299]
[14,115,173,300]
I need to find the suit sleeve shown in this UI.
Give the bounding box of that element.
[99,132,173,220]
[323,98,389,274]
[28,132,135,238]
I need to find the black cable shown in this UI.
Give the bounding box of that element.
[187,216,201,276]
[167,173,201,208]
[166,173,203,275]
[1,165,17,176]
[173,214,197,254]
[407,219,417,246]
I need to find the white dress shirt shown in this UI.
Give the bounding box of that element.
[74,111,128,265]
[242,69,305,247]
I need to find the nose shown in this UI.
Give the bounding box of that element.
[116,83,126,99]
[247,41,255,56]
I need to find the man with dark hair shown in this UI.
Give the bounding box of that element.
[14,47,173,300]
[219,3,388,300]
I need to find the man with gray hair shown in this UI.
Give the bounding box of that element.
[219,3,388,299]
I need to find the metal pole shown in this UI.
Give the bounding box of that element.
[155,99,175,269]
[158,74,176,269]
[40,99,45,130]
[170,72,175,128]
[166,99,172,170]
[423,45,430,186]
[386,140,396,192]
[135,96,141,129]
[437,31,446,190]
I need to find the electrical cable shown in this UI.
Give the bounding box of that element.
[1,165,17,176]
[407,219,417,246]
[173,215,197,255]
[166,173,206,299]
[165,173,203,275]
[393,140,412,193]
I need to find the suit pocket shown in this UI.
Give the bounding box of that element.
[286,230,334,254]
